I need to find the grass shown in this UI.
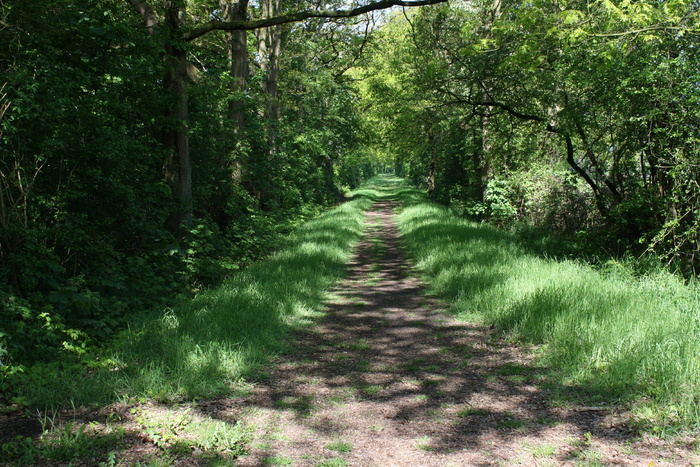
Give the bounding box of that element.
[529,443,557,458]
[16,186,374,409]
[416,435,434,451]
[394,178,700,431]
[0,423,126,465]
[498,412,527,430]
[361,384,384,395]
[134,406,249,456]
[274,395,315,416]
[350,338,371,351]
[325,440,353,453]
[1,407,248,466]
[262,455,294,466]
[317,458,347,467]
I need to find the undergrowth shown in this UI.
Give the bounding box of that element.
[1,181,379,465]
[395,181,700,432]
[9,188,376,410]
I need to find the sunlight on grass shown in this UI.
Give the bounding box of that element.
[415,435,434,452]
[325,440,353,453]
[110,195,374,401]
[397,186,700,429]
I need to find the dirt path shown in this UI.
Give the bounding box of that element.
[229,202,697,466]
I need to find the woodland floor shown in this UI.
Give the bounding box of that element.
[3,201,699,466]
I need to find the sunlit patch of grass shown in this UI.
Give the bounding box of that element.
[325,440,352,453]
[317,457,347,467]
[294,375,323,385]
[397,191,700,430]
[359,384,384,395]
[528,443,557,458]
[133,406,249,457]
[262,455,294,466]
[349,298,368,307]
[349,339,371,351]
[416,435,434,451]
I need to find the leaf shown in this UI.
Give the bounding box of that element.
[560,9,584,25]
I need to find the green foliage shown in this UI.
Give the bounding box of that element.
[483,178,518,226]
[0,0,185,367]
[1,0,374,372]
[355,0,700,276]
[8,188,374,409]
[325,440,353,453]
[133,407,248,459]
[0,406,248,465]
[0,421,126,465]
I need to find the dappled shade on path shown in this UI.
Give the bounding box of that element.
[226,200,691,466]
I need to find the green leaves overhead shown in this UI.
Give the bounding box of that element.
[354,0,700,274]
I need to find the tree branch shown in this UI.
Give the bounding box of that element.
[183,0,448,41]
[446,99,548,124]
[584,25,700,38]
[447,98,606,202]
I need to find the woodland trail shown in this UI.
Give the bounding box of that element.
[229,201,698,466]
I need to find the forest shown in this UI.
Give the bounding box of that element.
[1,0,700,463]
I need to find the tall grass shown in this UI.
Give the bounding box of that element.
[397,194,700,429]
[17,188,376,408]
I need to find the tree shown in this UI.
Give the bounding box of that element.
[355,0,700,271]
[126,0,448,230]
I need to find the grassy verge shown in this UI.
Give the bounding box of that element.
[18,190,376,409]
[2,183,378,465]
[395,182,700,432]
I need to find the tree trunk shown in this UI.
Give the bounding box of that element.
[220,0,249,132]
[477,0,499,202]
[426,123,437,196]
[163,1,193,230]
[252,0,283,206]
[479,107,494,203]
[256,0,282,136]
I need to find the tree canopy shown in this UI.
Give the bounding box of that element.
[355,0,700,269]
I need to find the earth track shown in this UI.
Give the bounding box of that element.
[231,201,698,466]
